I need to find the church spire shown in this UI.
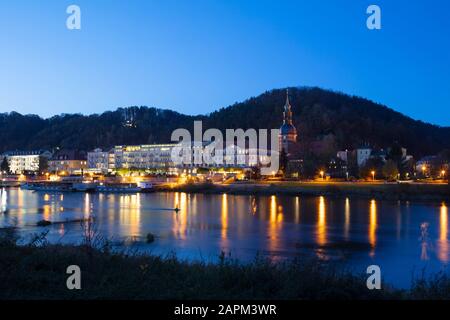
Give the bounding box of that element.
[279,88,298,155]
[285,89,290,107]
[283,89,293,125]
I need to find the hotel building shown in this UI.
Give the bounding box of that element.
[48,150,87,174]
[87,148,113,173]
[87,143,272,172]
[2,150,52,174]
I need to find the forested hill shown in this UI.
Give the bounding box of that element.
[1,87,449,157]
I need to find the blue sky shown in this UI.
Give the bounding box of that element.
[0,0,449,126]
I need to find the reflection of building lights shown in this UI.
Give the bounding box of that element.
[0,190,7,213]
[369,199,377,256]
[317,196,326,246]
[221,194,228,240]
[344,198,350,239]
[438,203,448,262]
[268,195,283,251]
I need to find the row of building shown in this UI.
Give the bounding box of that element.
[0,149,87,175]
[0,144,273,175]
[334,145,449,177]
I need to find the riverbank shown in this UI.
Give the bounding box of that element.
[1,231,450,300]
[156,181,450,201]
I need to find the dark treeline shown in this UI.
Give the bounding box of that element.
[1,87,449,157]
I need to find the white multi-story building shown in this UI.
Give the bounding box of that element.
[87,148,112,173]
[113,144,177,169]
[2,150,52,174]
[87,143,274,172]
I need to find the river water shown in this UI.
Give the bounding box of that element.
[0,188,448,288]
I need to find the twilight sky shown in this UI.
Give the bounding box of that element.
[0,0,449,126]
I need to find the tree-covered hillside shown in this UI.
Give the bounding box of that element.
[1,87,449,157]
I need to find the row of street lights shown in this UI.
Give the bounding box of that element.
[318,168,447,181]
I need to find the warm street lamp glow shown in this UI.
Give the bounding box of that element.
[371,170,375,181]
[421,165,427,178]
[442,170,446,178]
[320,170,324,180]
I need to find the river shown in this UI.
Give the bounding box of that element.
[0,187,448,288]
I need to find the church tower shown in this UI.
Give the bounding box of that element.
[279,89,297,155]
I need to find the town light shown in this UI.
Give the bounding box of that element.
[371,170,375,181]
[320,170,324,180]
[442,170,446,178]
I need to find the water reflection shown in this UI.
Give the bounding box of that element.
[438,203,448,262]
[369,199,377,257]
[84,193,91,218]
[268,196,283,251]
[1,189,7,213]
[344,198,350,240]
[1,188,450,288]
[316,196,326,246]
[119,194,141,237]
[420,222,430,261]
[251,196,257,215]
[221,194,228,241]
[173,193,188,240]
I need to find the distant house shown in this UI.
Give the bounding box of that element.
[48,150,87,174]
[337,150,349,163]
[1,150,52,174]
[415,155,444,177]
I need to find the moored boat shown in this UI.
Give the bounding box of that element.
[96,183,141,193]
[21,182,72,192]
[137,181,154,193]
[72,182,98,192]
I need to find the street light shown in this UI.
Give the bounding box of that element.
[442,170,446,179]
[320,170,324,180]
[422,165,426,177]
[371,170,375,181]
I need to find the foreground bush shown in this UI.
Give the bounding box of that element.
[0,241,399,300]
[0,227,449,300]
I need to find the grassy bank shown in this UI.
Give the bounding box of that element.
[156,181,450,201]
[1,228,450,300]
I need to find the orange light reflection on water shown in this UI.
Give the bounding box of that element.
[438,203,448,262]
[268,196,283,252]
[369,199,377,257]
[316,196,326,246]
[344,198,350,240]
